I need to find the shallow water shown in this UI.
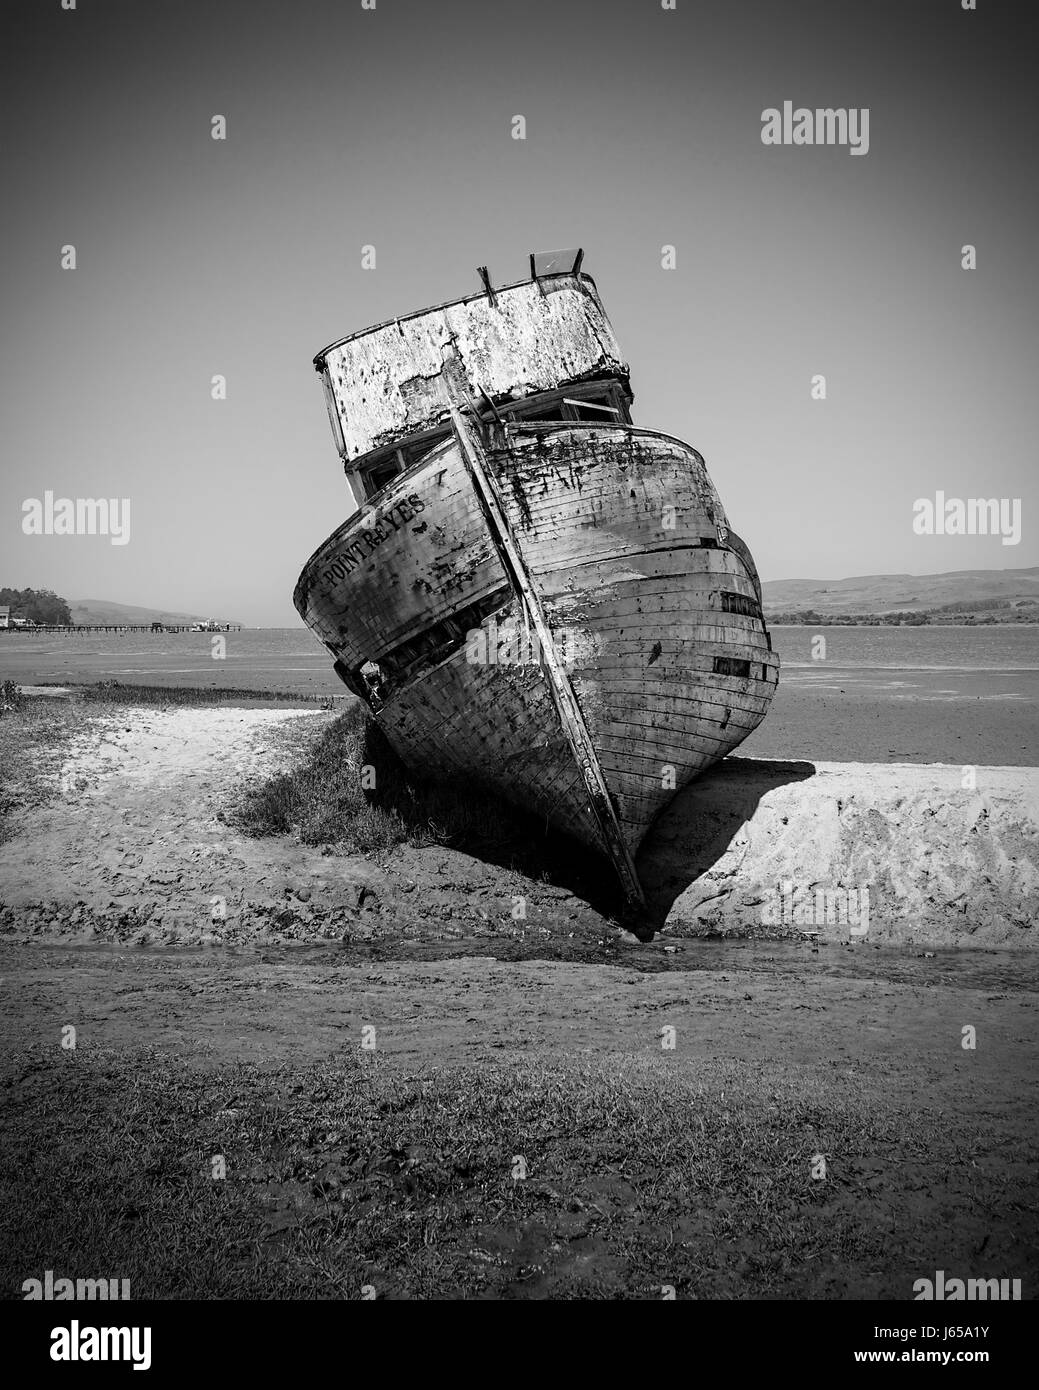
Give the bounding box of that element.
[1,624,1036,694]
[772,624,1039,670]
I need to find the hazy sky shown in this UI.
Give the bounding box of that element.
[2,0,1036,625]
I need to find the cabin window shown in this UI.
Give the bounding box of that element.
[506,384,630,426]
[400,434,448,468]
[717,590,763,620]
[365,461,401,497]
[562,395,623,422]
[353,381,631,503]
[360,430,451,500]
[517,405,569,423]
[567,401,615,422]
[713,656,752,679]
[347,587,510,696]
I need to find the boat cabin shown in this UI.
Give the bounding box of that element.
[313,250,633,513]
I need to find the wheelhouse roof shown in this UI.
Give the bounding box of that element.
[313,270,602,370]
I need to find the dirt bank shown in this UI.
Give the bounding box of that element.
[643,759,1039,946]
[0,706,1035,948]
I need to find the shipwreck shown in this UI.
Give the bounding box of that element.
[294,250,779,908]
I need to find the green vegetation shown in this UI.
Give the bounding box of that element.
[232,702,556,865]
[1,1046,1027,1299]
[0,689,84,839]
[0,586,72,626]
[761,568,1039,620]
[72,681,334,708]
[0,685,556,875]
[767,599,1038,625]
[0,684,336,841]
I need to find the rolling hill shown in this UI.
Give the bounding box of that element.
[761,567,1039,616]
[70,599,241,627]
[67,570,1039,627]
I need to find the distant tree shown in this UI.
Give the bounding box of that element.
[0,587,72,625]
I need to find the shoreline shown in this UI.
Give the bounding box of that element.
[3,663,1038,767]
[1,701,1035,951]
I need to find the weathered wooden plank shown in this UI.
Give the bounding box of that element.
[294,439,507,670]
[378,646,607,852]
[296,278,780,885]
[487,423,777,853]
[577,680,777,714]
[448,405,645,904]
[318,276,627,461]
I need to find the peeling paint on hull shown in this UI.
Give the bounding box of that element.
[317,275,627,461]
[294,423,779,878]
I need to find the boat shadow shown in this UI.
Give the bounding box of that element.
[459,755,818,935]
[361,721,815,935]
[633,757,818,935]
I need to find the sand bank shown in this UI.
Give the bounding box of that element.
[0,707,1035,948]
[642,758,1038,946]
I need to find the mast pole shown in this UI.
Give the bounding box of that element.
[447,402,646,909]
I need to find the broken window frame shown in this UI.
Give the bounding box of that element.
[354,377,633,502]
[501,379,632,427]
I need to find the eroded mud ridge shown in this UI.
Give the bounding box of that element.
[643,760,1039,946]
[0,706,1036,948]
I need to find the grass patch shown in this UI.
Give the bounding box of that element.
[0,690,87,839]
[1,1047,1032,1300]
[72,681,337,708]
[0,682,335,842]
[231,703,583,870]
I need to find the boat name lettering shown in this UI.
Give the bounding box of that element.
[321,494,426,582]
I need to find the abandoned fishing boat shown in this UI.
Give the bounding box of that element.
[294,250,779,906]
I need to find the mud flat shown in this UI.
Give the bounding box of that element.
[1,703,1037,1299]
[0,705,1036,948]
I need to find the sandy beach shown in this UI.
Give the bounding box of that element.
[0,701,1035,948]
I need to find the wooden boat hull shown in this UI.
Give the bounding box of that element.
[294,422,778,873]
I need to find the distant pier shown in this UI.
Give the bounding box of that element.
[0,624,244,634]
